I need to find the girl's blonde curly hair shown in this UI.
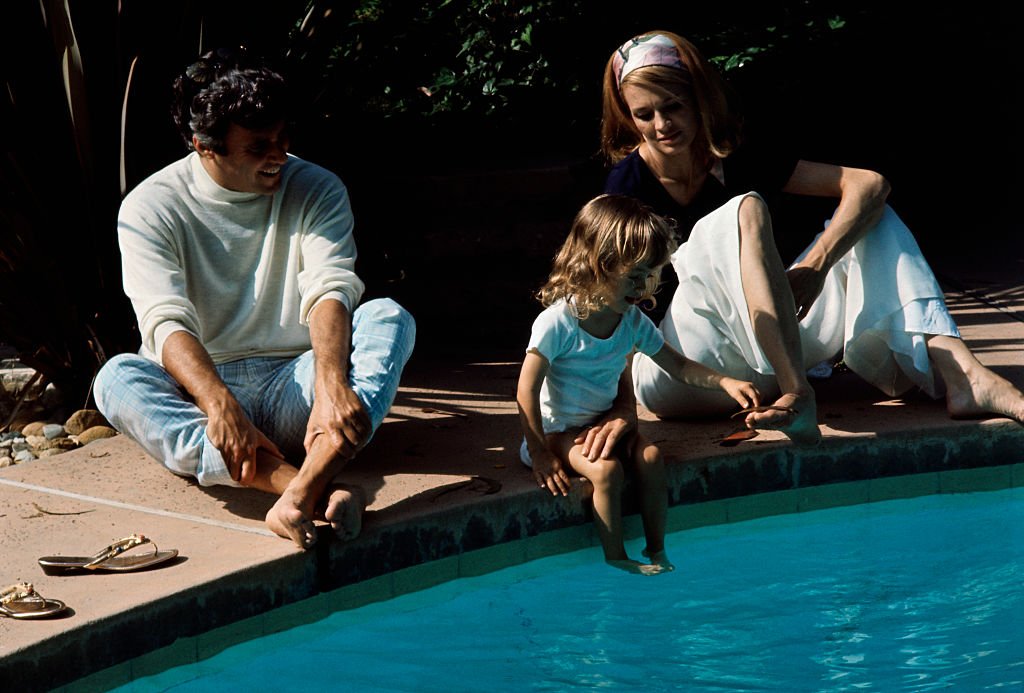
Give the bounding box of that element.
[539,194,678,319]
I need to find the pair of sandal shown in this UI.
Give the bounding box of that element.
[1,534,178,620]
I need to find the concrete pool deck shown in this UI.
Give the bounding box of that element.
[3,256,1023,691]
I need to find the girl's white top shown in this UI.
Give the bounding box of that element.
[527,300,664,433]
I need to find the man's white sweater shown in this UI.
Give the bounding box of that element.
[118,152,364,365]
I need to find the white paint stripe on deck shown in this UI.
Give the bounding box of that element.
[0,477,276,537]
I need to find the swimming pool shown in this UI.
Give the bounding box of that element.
[113,487,1023,692]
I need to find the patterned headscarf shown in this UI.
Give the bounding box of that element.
[612,34,688,88]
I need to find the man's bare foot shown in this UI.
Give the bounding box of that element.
[642,547,675,572]
[606,558,667,575]
[317,483,367,542]
[266,489,318,549]
[945,366,1024,423]
[744,391,821,445]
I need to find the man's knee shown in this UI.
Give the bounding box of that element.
[359,297,415,328]
[93,353,143,412]
[355,298,416,354]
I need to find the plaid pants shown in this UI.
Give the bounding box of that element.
[94,298,415,487]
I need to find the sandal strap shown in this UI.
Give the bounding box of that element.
[1,582,36,605]
[83,534,152,569]
[730,405,798,420]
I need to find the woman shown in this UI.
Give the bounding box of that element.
[591,30,1024,446]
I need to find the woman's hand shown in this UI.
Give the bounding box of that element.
[574,415,635,462]
[532,449,572,497]
[786,264,827,321]
[720,377,760,410]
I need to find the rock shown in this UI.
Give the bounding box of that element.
[37,448,66,458]
[0,456,12,468]
[42,423,66,440]
[14,449,36,463]
[26,434,78,452]
[77,425,118,445]
[65,409,110,435]
[21,421,47,437]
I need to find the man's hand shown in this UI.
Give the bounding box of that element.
[304,378,371,461]
[160,330,283,486]
[206,398,283,485]
[786,265,827,322]
[574,413,635,462]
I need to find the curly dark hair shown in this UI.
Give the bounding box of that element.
[171,47,288,153]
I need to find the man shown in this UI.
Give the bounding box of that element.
[94,49,416,549]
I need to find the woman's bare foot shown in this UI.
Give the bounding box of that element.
[266,489,318,549]
[316,483,367,542]
[944,365,1024,422]
[744,391,821,445]
[607,558,666,575]
[929,335,1024,422]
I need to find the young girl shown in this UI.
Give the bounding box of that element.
[517,193,761,575]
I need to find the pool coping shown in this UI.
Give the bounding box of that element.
[29,423,1024,691]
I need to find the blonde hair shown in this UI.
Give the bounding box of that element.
[600,30,742,164]
[540,194,678,319]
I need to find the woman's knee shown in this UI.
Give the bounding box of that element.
[737,194,773,242]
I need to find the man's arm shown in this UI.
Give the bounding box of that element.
[161,330,282,485]
[303,298,371,461]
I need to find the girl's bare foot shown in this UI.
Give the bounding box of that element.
[316,483,367,542]
[744,391,821,445]
[266,489,318,549]
[607,558,666,575]
[642,547,675,572]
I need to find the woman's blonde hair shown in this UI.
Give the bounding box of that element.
[539,194,678,319]
[600,30,742,164]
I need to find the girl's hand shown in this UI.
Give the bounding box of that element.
[532,450,572,497]
[721,377,760,410]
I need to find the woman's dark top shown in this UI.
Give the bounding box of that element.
[604,139,800,323]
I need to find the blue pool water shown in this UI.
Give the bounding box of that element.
[118,488,1023,692]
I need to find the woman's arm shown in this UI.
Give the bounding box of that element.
[782,161,891,320]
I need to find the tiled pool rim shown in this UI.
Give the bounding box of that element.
[27,419,1020,692]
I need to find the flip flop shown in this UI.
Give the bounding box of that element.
[718,428,759,447]
[730,405,799,420]
[0,582,68,619]
[38,534,178,575]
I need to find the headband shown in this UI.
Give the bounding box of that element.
[612,34,688,87]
